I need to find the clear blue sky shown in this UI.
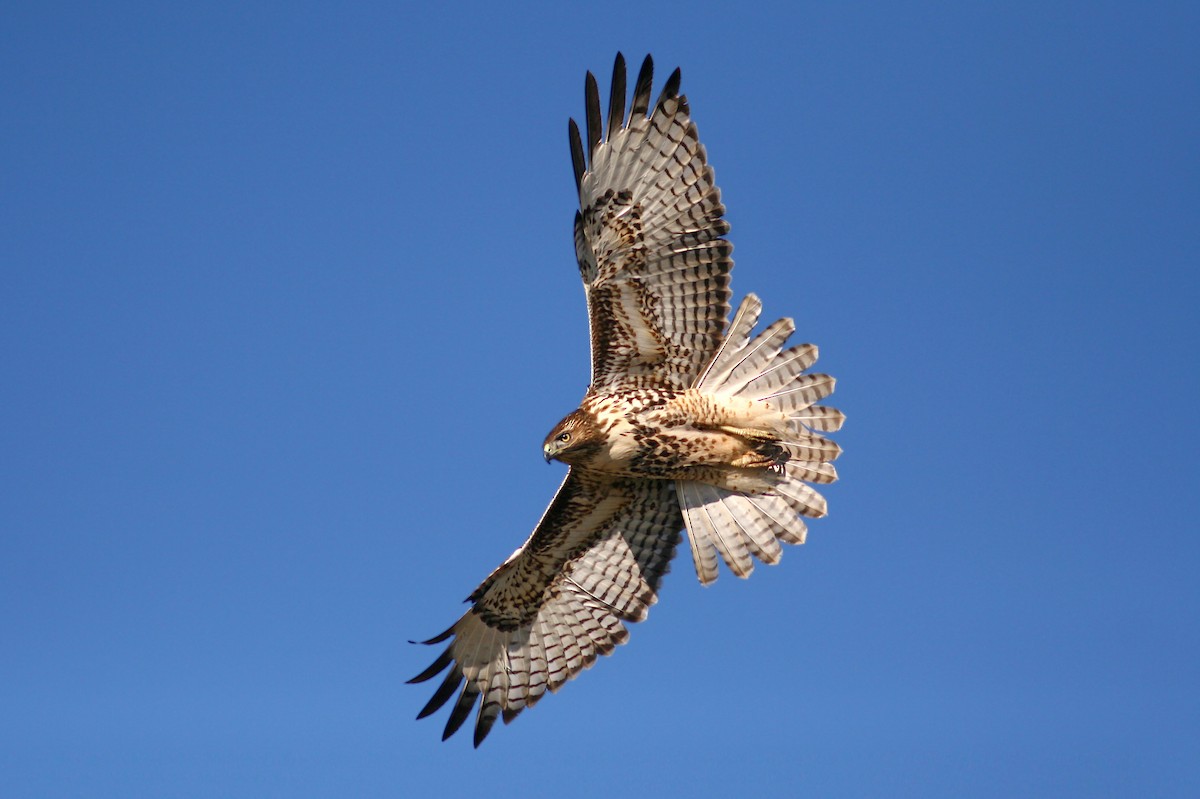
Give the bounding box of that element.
[3,2,1197,796]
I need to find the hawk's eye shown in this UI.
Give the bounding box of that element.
[557,432,571,444]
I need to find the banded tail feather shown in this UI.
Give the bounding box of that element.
[679,294,843,584]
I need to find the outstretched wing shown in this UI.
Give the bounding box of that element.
[570,53,733,392]
[409,472,681,746]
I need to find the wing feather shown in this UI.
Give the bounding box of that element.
[629,54,653,119]
[605,52,626,140]
[569,118,586,196]
[410,474,681,746]
[655,66,682,111]
[584,71,602,163]
[571,54,733,391]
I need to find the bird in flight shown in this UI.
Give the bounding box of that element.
[410,53,843,747]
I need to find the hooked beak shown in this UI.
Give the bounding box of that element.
[543,444,553,463]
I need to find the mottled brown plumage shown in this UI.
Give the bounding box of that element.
[411,54,843,747]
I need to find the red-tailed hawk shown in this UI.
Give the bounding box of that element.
[410,54,843,746]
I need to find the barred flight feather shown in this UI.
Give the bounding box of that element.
[678,481,795,582]
[781,431,843,463]
[763,373,838,414]
[727,497,786,565]
[741,344,820,398]
[775,479,829,519]
[680,489,723,585]
[792,404,846,432]
[692,481,756,577]
[695,293,762,387]
[720,320,797,393]
[783,459,840,485]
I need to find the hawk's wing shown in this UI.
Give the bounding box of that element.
[570,54,733,392]
[409,471,681,747]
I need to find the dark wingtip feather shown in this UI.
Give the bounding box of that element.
[407,645,454,684]
[442,686,479,740]
[630,54,654,118]
[568,118,585,194]
[473,707,500,748]
[416,666,463,719]
[584,70,602,163]
[655,67,682,111]
[413,626,454,646]
[606,52,627,139]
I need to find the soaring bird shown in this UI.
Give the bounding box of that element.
[410,53,843,747]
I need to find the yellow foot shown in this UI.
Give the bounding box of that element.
[715,424,776,442]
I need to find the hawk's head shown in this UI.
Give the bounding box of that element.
[543,409,603,466]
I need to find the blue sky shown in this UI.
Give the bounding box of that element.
[2,1,1197,796]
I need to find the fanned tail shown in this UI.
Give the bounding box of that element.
[679,294,843,584]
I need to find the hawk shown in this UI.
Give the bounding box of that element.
[410,54,843,746]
